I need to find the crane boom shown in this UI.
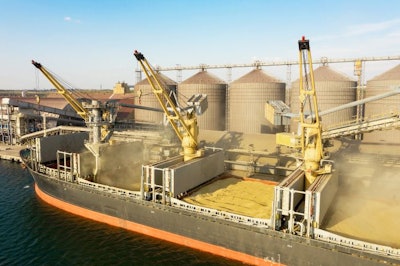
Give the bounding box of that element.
[32,60,120,144]
[32,60,89,121]
[134,50,202,161]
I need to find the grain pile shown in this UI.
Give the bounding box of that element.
[183,177,275,219]
[324,194,400,248]
[323,156,400,248]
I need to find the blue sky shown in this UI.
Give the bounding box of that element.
[1,0,400,90]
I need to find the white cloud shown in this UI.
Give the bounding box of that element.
[387,31,400,38]
[345,18,400,36]
[314,18,400,42]
[64,16,81,24]
[311,18,400,59]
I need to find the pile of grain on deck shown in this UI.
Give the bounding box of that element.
[183,177,275,219]
[323,155,400,249]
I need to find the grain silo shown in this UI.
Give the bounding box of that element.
[178,70,227,131]
[228,68,286,134]
[290,65,357,132]
[363,64,400,144]
[134,73,177,124]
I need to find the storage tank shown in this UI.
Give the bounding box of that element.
[134,73,177,124]
[228,68,286,133]
[290,65,357,132]
[178,70,227,130]
[363,64,400,144]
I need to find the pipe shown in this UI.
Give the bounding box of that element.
[318,87,400,117]
[285,87,400,118]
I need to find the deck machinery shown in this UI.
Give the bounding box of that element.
[268,37,400,238]
[270,37,338,236]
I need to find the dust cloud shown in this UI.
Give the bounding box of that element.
[77,125,181,191]
[79,141,146,191]
[323,142,400,248]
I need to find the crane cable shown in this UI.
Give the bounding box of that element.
[301,50,315,124]
[138,65,191,112]
[35,68,40,90]
[44,66,95,101]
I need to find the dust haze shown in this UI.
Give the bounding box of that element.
[96,141,145,190]
[78,141,146,191]
[323,141,400,248]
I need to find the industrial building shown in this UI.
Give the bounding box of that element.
[290,64,357,132]
[228,68,286,134]
[1,56,400,145]
[179,70,227,131]
[364,64,400,144]
[0,83,135,144]
[149,56,400,143]
[134,73,177,124]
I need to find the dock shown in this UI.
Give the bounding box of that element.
[0,144,22,162]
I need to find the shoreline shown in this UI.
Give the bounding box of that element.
[0,144,22,163]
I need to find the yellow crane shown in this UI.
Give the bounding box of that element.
[297,37,331,188]
[268,38,400,188]
[32,60,117,143]
[32,60,89,121]
[134,50,204,161]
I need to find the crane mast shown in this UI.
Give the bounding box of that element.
[298,37,330,188]
[134,50,203,161]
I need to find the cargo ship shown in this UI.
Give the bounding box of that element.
[20,130,400,266]
[22,38,400,265]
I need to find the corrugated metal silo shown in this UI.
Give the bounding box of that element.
[290,65,357,132]
[228,69,286,133]
[134,73,177,124]
[178,70,227,131]
[363,64,400,144]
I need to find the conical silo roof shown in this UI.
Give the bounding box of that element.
[231,69,282,84]
[369,64,400,81]
[181,70,225,85]
[135,72,177,86]
[313,65,352,81]
[293,65,352,82]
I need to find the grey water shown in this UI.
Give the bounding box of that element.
[0,160,243,266]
